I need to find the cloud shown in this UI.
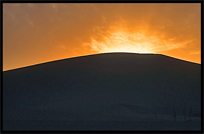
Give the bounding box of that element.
[189,51,200,55]
[84,30,193,53]
[3,3,201,70]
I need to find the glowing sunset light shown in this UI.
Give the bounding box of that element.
[86,35,155,53]
[3,3,201,71]
[85,30,192,54]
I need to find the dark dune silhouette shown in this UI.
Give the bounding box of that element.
[3,52,201,130]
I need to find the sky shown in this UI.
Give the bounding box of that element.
[3,3,201,71]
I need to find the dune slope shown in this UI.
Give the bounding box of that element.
[3,53,201,130]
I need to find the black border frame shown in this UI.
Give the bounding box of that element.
[1,0,203,133]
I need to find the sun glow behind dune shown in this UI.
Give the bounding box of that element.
[3,3,201,71]
[85,30,192,54]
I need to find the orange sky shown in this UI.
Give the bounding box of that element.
[3,3,201,71]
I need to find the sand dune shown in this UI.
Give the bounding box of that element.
[3,53,201,130]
